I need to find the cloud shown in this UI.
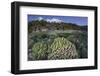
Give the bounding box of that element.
[36,17,62,23]
[37,17,43,21]
[46,18,62,23]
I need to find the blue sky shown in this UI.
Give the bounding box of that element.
[28,15,88,26]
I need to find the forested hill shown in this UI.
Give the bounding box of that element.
[28,20,87,33]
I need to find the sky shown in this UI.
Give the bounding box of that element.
[28,15,88,26]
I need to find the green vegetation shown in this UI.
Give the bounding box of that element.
[28,20,88,60]
[48,37,78,59]
[67,33,88,58]
[32,42,48,60]
[28,20,87,33]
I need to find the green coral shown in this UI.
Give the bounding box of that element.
[32,42,48,60]
[48,37,78,59]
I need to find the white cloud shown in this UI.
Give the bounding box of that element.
[36,17,62,23]
[37,17,43,21]
[46,18,62,23]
